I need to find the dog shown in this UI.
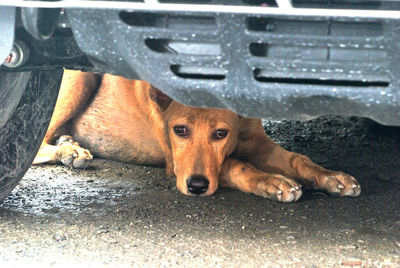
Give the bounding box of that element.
[33,70,361,202]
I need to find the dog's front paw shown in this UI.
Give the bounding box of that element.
[55,136,93,168]
[255,175,303,203]
[316,172,361,197]
[57,145,93,168]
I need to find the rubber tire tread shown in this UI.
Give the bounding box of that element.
[0,70,63,202]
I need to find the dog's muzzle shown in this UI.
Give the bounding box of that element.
[186,175,209,195]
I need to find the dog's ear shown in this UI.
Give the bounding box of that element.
[149,86,172,111]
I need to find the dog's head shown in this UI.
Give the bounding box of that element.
[149,86,240,196]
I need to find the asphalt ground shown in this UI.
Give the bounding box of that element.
[0,116,399,267]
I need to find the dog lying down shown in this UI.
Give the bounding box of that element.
[33,70,361,202]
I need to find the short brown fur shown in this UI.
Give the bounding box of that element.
[34,70,361,202]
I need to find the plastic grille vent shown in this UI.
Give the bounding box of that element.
[118,11,392,85]
[119,12,217,29]
[292,0,400,10]
[158,0,278,6]
[171,65,227,80]
[119,11,225,80]
[145,39,221,56]
[246,17,390,87]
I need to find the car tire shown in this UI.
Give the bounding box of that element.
[0,69,63,202]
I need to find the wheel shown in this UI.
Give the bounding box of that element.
[0,69,63,202]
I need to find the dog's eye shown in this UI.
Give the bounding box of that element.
[173,125,189,137]
[212,129,229,140]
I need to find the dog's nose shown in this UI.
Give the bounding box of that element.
[186,175,209,195]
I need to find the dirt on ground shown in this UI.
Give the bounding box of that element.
[0,116,399,267]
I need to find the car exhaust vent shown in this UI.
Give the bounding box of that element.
[119,12,217,30]
[171,65,226,80]
[254,69,389,87]
[145,39,221,55]
[158,0,277,6]
[292,0,400,10]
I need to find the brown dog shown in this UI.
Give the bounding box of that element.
[33,70,361,202]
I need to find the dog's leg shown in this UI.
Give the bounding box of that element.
[236,119,361,197]
[33,70,98,168]
[220,158,303,202]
